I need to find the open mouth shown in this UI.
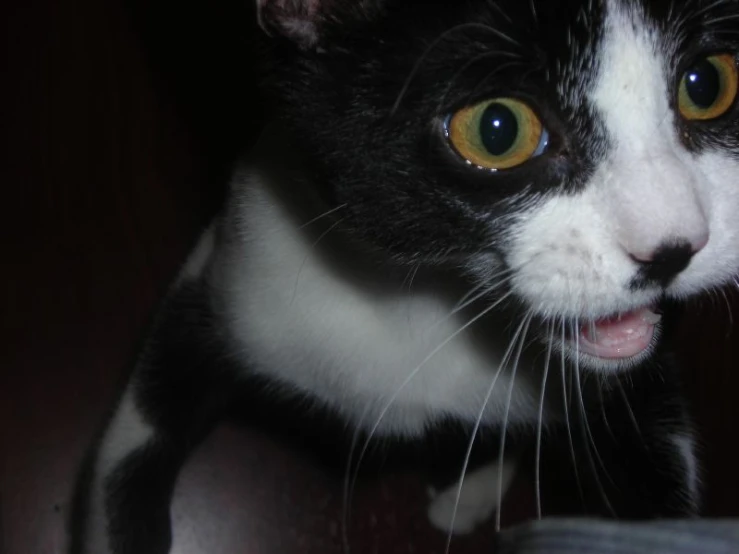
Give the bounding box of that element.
[571,306,661,360]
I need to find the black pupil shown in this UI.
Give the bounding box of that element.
[685,59,720,109]
[479,103,518,156]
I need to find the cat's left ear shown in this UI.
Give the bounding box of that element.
[256,0,381,50]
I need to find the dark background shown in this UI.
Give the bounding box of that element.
[3,0,738,552]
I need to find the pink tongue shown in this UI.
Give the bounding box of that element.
[577,308,661,359]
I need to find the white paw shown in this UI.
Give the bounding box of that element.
[427,460,517,535]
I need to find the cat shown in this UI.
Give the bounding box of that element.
[69,0,739,552]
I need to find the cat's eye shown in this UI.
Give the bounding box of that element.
[678,54,738,121]
[445,98,549,171]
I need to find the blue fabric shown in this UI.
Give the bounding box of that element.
[496,518,739,554]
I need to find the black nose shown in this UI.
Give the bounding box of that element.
[631,241,696,288]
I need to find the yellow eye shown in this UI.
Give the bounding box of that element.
[678,53,738,121]
[445,98,547,171]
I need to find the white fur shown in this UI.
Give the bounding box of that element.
[427,460,517,534]
[178,224,216,282]
[213,164,544,437]
[87,390,155,554]
[671,433,700,507]
[507,2,739,369]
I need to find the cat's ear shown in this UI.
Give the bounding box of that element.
[256,0,379,49]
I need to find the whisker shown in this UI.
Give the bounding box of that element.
[496,311,534,531]
[572,323,612,477]
[466,61,530,106]
[572,321,617,515]
[615,376,645,447]
[346,290,516,549]
[488,1,514,25]
[438,56,522,113]
[390,23,522,116]
[560,316,585,509]
[443,313,531,554]
[535,319,555,519]
[708,288,718,312]
[426,273,517,335]
[454,273,514,309]
[298,203,348,229]
[528,0,538,26]
[596,381,617,444]
[401,262,422,293]
[291,218,345,304]
[341,406,373,554]
[693,0,731,18]
[451,280,495,312]
[702,13,739,27]
[446,258,536,320]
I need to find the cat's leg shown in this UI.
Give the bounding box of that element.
[69,279,237,554]
[427,457,518,534]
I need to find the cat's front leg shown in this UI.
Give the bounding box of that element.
[68,281,236,554]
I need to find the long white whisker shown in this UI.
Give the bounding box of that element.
[496,311,534,531]
[561,316,585,508]
[298,203,348,229]
[404,263,422,292]
[291,218,344,304]
[346,290,515,551]
[341,403,374,554]
[443,314,530,554]
[451,265,519,310]
[535,319,555,519]
[427,275,515,335]
[596,382,616,444]
[615,376,645,448]
[703,13,739,27]
[450,278,508,315]
[572,321,616,515]
[694,0,731,18]
[391,23,521,116]
[444,259,535,323]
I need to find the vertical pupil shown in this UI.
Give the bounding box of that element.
[479,103,518,155]
[685,59,720,108]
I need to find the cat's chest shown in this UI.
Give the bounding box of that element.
[211,173,542,436]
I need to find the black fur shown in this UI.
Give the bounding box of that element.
[539,302,700,517]
[69,1,739,552]
[259,0,739,264]
[69,277,510,554]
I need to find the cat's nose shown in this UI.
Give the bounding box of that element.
[629,237,707,286]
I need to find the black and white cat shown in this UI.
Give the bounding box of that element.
[70,0,739,552]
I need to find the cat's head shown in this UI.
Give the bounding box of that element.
[256,0,739,371]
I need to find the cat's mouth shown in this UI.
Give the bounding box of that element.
[567,305,661,360]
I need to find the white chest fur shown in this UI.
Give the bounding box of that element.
[196,168,544,438]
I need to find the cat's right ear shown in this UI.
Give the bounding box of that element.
[256,0,379,50]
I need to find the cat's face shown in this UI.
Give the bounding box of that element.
[259,0,739,371]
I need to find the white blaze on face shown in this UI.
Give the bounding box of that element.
[507,2,719,322]
[503,0,739,367]
[590,3,708,260]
